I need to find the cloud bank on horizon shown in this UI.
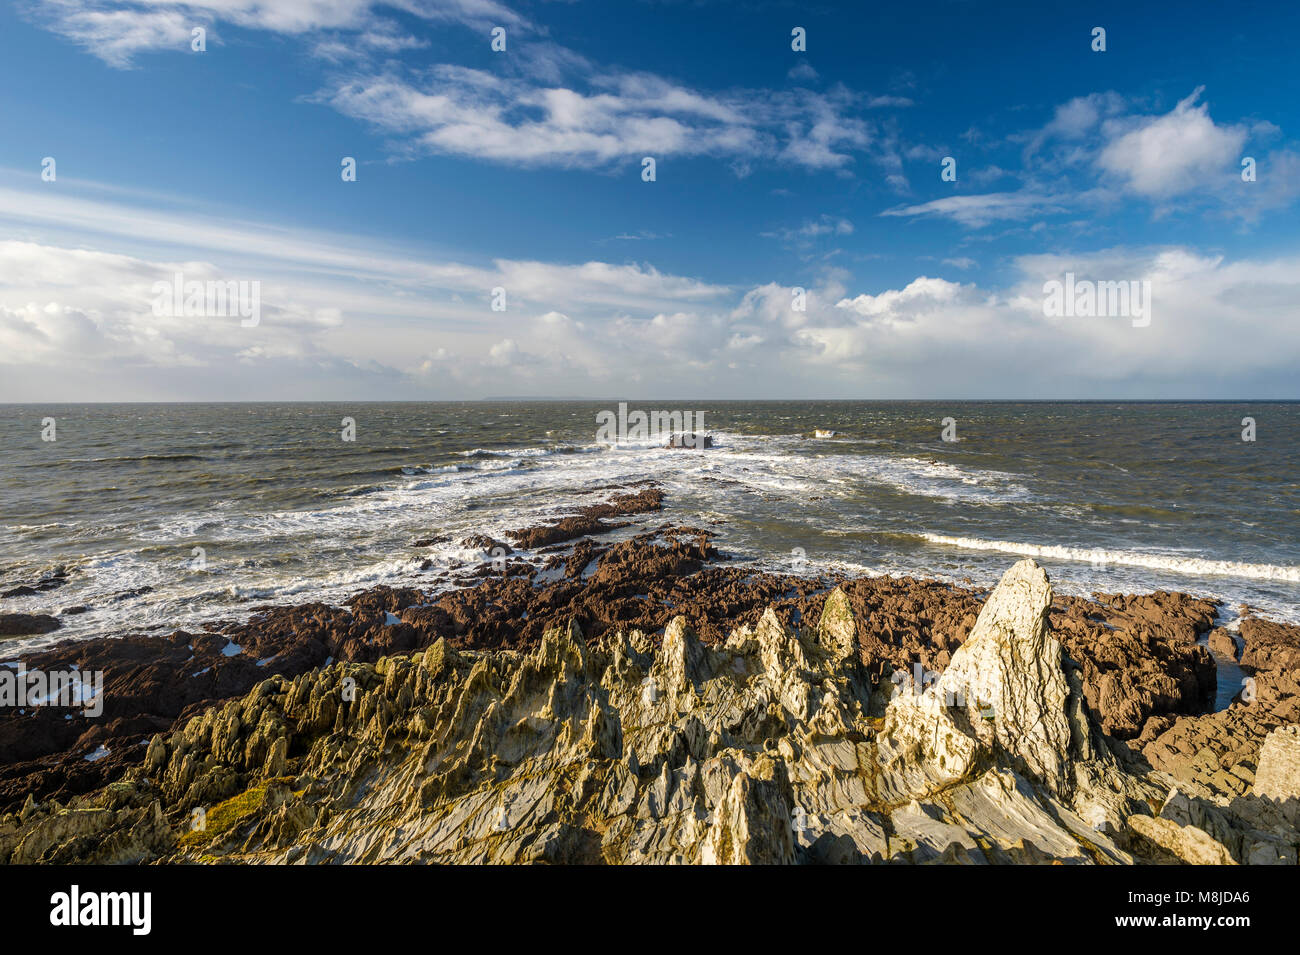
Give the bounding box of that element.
[1,0,1298,400]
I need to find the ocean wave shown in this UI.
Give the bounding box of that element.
[457,444,596,460]
[919,533,1300,582]
[47,453,206,465]
[402,464,462,475]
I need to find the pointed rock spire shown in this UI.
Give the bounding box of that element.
[878,559,1076,798]
[653,616,707,700]
[533,618,588,677]
[817,587,857,660]
[938,558,1074,794]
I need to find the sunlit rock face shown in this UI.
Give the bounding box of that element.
[4,559,1297,866]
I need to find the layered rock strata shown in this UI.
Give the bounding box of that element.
[5,559,1294,864]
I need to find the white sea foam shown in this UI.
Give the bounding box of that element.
[920,534,1300,583]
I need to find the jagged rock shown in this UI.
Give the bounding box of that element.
[877,560,1076,800]
[144,735,168,775]
[1127,814,1237,865]
[817,587,857,661]
[0,558,1289,866]
[700,758,795,865]
[6,523,1241,814]
[1208,628,1240,661]
[263,737,288,778]
[652,616,707,705]
[1254,725,1300,801]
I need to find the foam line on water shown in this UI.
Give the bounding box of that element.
[920,533,1300,582]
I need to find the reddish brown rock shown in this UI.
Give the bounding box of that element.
[505,487,663,549]
[0,613,62,638]
[1240,615,1300,672]
[1141,614,1300,799]
[459,535,512,553]
[1208,628,1240,661]
[1047,592,1217,740]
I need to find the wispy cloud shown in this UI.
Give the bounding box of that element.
[321,65,896,172]
[762,215,854,244]
[28,0,909,178]
[881,191,1065,227]
[0,177,727,311]
[903,87,1299,228]
[24,0,527,67]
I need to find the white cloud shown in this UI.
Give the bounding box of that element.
[0,178,738,398]
[902,88,1297,228]
[1024,91,1127,158]
[881,191,1064,227]
[836,276,969,321]
[1097,87,1246,198]
[323,67,887,172]
[762,215,854,244]
[3,169,1298,399]
[5,232,1300,398]
[787,62,818,83]
[26,1,907,178]
[486,337,537,367]
[0,180,729,314]
[25,0,526,67]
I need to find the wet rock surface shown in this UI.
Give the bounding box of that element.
[0,613,62,638]
[1139,611,1300,802]
[504,485,663,548]
[666,432,712,449]
[0,566,71,600]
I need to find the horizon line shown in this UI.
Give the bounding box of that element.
[1,398,1297,405]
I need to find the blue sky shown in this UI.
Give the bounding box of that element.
[2,0,1298,399]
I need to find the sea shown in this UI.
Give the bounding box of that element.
[2,401,1297,656]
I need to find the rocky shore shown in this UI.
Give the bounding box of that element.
[1,500,1297,864]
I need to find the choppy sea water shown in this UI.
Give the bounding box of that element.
[1,401,1297,656]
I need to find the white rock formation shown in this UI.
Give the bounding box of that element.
[1254,725,1300,801]
[876,559,1076,800]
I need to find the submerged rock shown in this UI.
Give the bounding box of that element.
[666,432,712,449]
[0,613,61,638]
[0,565,70,599]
